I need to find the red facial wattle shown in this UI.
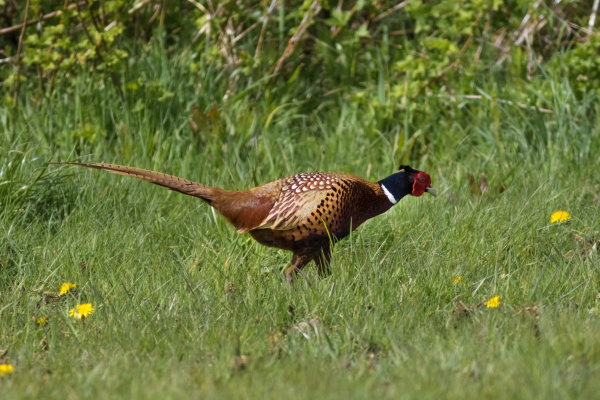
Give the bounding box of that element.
[411,171,432,197]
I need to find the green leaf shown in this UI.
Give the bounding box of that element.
[354,24,370,39]
[158,91,174,102]
[132,99,145,113]
[325,9,351,27]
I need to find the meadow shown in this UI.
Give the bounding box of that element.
[2,1,600,398]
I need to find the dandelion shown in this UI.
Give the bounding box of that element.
[69,303,94,319]
[551,211,571,223]
[59,282,76,295]
[0,364,13,376]
[454,276,462,284]
[486,296,500,308]
[36,317,47,325]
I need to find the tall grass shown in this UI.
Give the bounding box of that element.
[1,48,599,399]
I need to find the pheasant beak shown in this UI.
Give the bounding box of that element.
[425,186,437,197]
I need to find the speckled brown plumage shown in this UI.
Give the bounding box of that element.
[56,162,436,283]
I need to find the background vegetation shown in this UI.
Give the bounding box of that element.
[1,0,600,399]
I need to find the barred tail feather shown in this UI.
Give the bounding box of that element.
[55,162,218,201]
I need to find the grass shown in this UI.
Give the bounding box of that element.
[1,53,600,399]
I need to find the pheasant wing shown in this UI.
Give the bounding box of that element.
[256,173,343,231]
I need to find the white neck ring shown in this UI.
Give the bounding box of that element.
[381,184,397,204]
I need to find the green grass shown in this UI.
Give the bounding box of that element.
[1,56,600,399]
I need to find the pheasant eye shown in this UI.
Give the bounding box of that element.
[418,177,425,183]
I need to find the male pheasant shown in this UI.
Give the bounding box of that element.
[58,163,436,283]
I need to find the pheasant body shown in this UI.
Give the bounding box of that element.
[58,162,435,283]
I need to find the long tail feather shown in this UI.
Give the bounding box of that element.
[54,162,217,201]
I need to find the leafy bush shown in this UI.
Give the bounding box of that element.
[1,0,595,105]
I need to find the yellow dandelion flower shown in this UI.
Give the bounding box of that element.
[486,296,500,308]
[69,303,94,319]
[0,364,13,376]
[36,317,47,325]
[454,276,462,284]
[59,282,76,295]
[551,211,571,223]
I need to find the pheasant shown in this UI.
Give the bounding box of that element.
[57,163,436,283]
